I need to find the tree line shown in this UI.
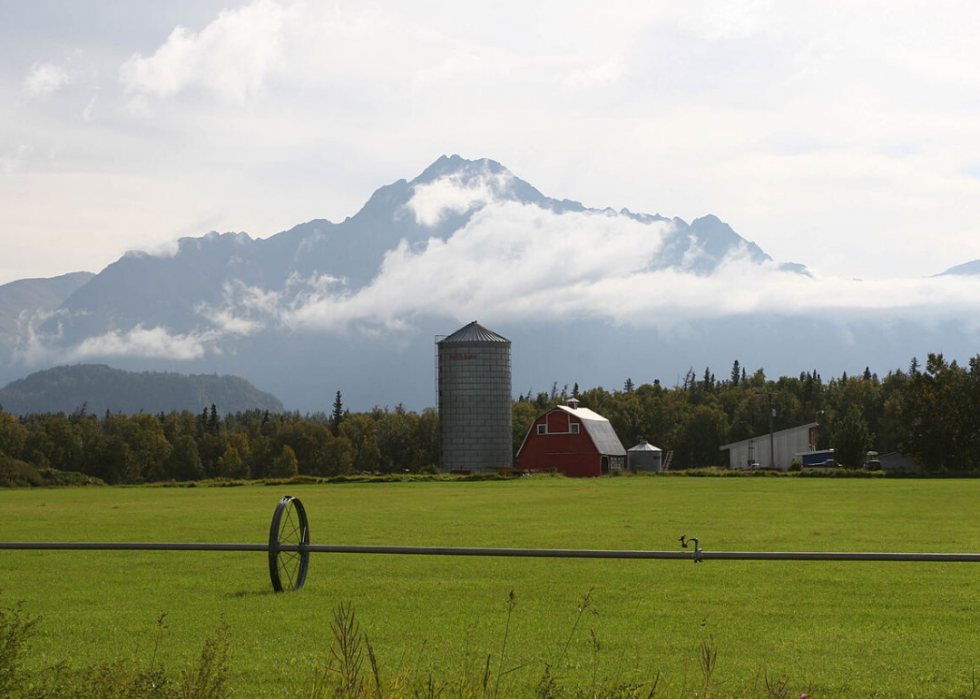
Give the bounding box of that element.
[515,353,980,471]
[0,393,438,485]
[2,352,979,484]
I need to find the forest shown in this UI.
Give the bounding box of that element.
[2,353,980,486]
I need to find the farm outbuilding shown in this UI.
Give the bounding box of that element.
[720,422,820,471]
[437,321,513,473]
[627,441,663,472]
[517,399,626,477]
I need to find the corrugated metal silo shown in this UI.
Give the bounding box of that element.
[627,441,663,472]
[438,321,512,472]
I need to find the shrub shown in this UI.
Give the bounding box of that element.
[0,598,40,695]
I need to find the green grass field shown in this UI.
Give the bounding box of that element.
[3,477,980,697]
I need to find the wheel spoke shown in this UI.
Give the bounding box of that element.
[280,557,295,589]
[282,507,300,544]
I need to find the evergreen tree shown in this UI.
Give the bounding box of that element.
[731,360,741,386]
[331,391,345,435]
[682,369,696,392]
[624,378,635,394]
[702,367,715,393]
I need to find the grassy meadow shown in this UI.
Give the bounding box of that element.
[2,477,980,697]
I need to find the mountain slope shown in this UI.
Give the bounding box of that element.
[0,364,284,417]
[937,259,980,276]
[4,155,975,413]
[0,271,94,343]
[39,155,783,345]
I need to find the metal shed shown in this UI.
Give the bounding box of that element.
[719,422,819,471]
[627,441,663,472]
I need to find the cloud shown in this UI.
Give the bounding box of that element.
[194,280,285,335]
[70,326,215,360]
[10,304,220,366]
[0,145,33,176]
[283,201,672,330]
[679,0,773,41]
[11,1,980,291]
[405,169,515,227]
[11,191,980,367]
[192,274,347,337]
[222,196,980,337]
[119,0,295,104]
[97,168,974,351]
[13,324,224,368]
[81,96,96,122]
[24,63,71,96]
[561,59,625,89]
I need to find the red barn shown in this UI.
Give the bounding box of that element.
[517,399,627,477]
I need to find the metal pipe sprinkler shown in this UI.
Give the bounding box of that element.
[4,497,980,593]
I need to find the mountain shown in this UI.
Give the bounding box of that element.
[0,271,94,345]
[36,156,783,344]
[0,364,284,417]
[937,259,980,276]
[1,155,977,413]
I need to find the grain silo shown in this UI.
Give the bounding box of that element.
[627,441,663,472]
[437,321,512,472]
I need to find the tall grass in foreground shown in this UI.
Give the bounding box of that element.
[3,591,830,699]
[15,587,980,697]
[1,597,231,698]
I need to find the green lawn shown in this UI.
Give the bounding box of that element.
[2,477,980,697]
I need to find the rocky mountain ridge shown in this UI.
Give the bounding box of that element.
[1,155,978,412]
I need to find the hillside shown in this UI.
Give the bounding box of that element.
[0,271,95,343]
[0,364,284,417]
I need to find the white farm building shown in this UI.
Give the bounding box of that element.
[720,422,820,471]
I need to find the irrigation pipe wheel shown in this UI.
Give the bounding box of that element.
[268,495,310,592]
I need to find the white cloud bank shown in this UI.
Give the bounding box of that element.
[10,172,980,368]
[12,311,222,368]
[195,180,980,342]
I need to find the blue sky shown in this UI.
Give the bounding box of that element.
[3,0,980,288]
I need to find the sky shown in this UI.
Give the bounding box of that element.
[4,0,980,289]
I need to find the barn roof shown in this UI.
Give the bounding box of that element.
[556,404,626,456]
[439,321,510,344]
[719,422,819,451]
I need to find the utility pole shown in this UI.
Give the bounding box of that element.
[768,393,775,469]
[756,391,776,469]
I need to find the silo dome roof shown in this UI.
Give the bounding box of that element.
[440,321,510,344]
[628,441,662,452]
